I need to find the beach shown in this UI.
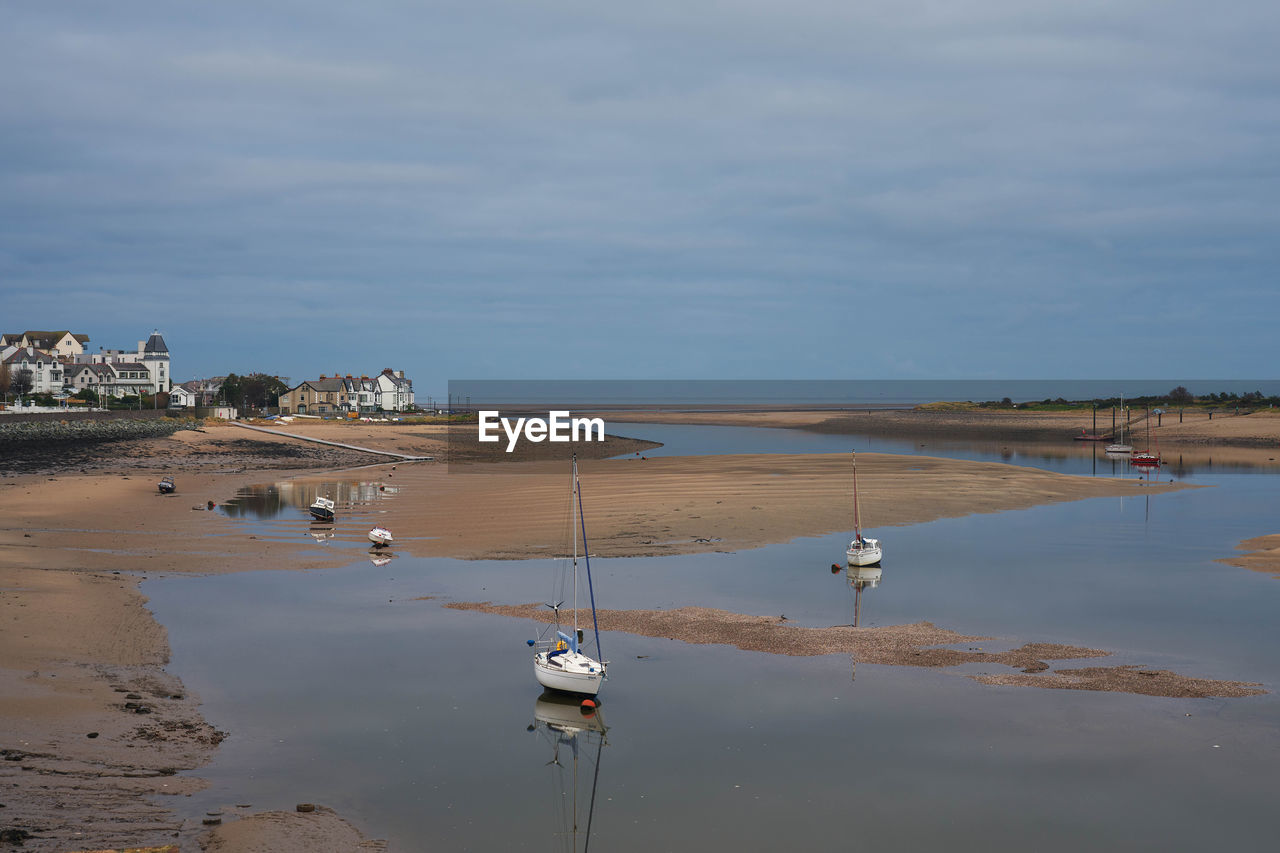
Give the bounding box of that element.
[2,411,1277,851]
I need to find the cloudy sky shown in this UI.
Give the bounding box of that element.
[3,1,1276,394]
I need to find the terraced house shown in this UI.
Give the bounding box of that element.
[278,369,414,415]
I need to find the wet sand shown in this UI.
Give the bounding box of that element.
[0,416,1267,850]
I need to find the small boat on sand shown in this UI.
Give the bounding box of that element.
[157,476,176,494]
[368,526,394,547]
[309,496,336,522]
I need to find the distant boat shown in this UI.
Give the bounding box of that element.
[532,455,607,696]
[157,476,175,494]
[1130,406,1161,467]
[309,496,336,522]
[846,451,883,567]
[1106,396,1133,454]
[368,526,394,547]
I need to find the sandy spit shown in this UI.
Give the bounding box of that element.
[1217,533,1280,578]
[446,602,1264,699]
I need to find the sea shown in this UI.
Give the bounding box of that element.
[144,402,1280,851]
[438,379,1280,410]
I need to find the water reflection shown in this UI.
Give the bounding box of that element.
[529,690,607,853]
[221,480,394,520]
[612,421,1280,477]
[847,564,882,628]
[369,549,397,567]
[309,523,335,544]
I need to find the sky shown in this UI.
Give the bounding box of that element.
[2,1,1277,396]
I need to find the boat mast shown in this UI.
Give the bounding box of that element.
[572,456,580,640]
[852,451,862,541]
[575,455,604,662]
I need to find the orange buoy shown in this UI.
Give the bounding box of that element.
[580,698,598,715]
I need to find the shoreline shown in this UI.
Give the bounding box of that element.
[1,416,1275,850]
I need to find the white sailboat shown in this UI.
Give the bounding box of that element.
[846,450,883,567]
[1105,396,1133,454]
[532,455,607,696]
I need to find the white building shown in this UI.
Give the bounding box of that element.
[3,347,65,395]
[168,385,197,409]
[63,362,154,400]
[82,331,171,394]
[375,369,414,411]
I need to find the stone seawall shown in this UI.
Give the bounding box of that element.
[0,416,199,447]
[0,408,176,424]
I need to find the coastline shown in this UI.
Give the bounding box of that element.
[1,412,1275,849]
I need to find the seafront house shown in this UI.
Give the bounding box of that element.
[278,376,352,415]
[63,362,155,400]
[2,347,65,395]
[278,369,415,415]
[79,331,171,395]
[1,330,90,361]
[375,368,415,411]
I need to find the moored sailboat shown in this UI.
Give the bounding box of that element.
[531,455,607,696]
[1105,395,1133,455]
[846,451,883,567]
[1131,406,1161,467]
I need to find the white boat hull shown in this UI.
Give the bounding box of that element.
[368,527,393,546]
[534,652,605,696]
[847,538,882,566]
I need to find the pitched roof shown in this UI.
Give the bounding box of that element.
[4,347,58,365]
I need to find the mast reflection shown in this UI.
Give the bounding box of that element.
[529,690,607,853]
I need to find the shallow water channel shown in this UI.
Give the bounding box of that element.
[145,424,1280,850]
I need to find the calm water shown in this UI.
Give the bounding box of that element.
[145,424,1280,851]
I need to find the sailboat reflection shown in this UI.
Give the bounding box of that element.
[847,564,882,628]
[528,690,608,852]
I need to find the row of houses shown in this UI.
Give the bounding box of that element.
[2,330,171,399]
[278,370,414,415]
[4,328,417,416]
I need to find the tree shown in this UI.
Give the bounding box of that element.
[0,363,10,402]
[10,368,34,399]
[1168,386,1193,404]
[72,387,99,404]
[218,372,289,412]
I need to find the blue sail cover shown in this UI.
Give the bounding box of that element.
[558,630,578,654]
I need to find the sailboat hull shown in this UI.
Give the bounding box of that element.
[846,545,883,567]
[534,653,605,696]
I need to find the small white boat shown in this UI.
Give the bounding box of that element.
[1105,395,1133,454]
[532,455,607,696]
[846,451,883,567]
[309,496,335,522]
[157,476,176,494]
[368,526,394,547]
